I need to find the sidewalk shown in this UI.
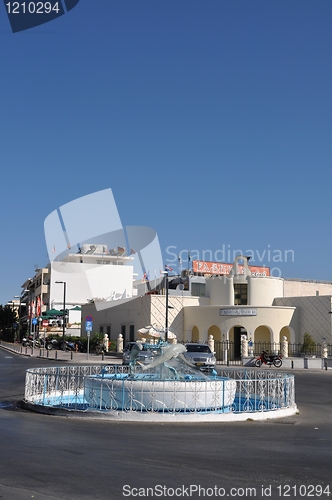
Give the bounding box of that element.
[1,340,331,369]
[0,341,122,364]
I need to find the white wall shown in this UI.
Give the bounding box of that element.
[50,261,133,307]
[184,305,296,343]
[248,276,284,306]
[274,295,332,344]
[205,276,234,305]
[284,279,332,297]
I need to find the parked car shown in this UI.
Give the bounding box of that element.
[122,342,156,365]
[183,343,217,368]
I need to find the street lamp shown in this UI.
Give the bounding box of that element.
[13,295,26,343]
[55,281,66,350]
[162,271,174,343]
[165,271,169,342]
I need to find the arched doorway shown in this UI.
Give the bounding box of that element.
[279,326,293,342]
[208,325,221,341]
[254,325,272,352]
[192,326,199,342]
[229,325,247,360]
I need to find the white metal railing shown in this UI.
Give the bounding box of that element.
[24,365,296,415]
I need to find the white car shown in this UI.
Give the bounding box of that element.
[183,343,217,368]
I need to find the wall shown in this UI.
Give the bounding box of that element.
[284,279,332,297]
[274,295,332,344]
[184,305,296,343]
[248,276,284,306]
[50,261,133,307]
[80,294,193,343]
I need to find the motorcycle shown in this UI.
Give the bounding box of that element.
[22,335,41,348]
[255,350,282,368]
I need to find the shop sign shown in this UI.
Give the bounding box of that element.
[220,308,257,316]
[193,260,270,277]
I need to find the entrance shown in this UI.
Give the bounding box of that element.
[234,326,247,360]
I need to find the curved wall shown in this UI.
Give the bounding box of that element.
[206,276,234,306]
[248,276,284,306]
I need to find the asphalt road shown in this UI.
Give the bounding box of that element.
[0,348,332,500]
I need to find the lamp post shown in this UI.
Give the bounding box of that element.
[162,271,175,343]
[55,281,66,350]
[14,295,27,343]
[165,271,169,342]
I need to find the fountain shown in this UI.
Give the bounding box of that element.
[84,342,237,413]
[23,341,297,422]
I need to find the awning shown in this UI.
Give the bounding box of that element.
[42,309,64,316]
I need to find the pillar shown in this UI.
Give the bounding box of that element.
[282,336,288,358]
[241,334,248,357]
[117,333,123,353]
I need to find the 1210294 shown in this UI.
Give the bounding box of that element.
[5,2,60,14]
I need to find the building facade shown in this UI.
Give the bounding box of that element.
[81,256,332,355]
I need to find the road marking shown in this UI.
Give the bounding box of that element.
[5,356,13,358]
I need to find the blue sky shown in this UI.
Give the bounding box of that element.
[1,0,332,305]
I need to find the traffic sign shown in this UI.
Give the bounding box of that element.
[86,320,93,332]
[42,320,49,327]
[86,315,93,322]
[32,318,38,325]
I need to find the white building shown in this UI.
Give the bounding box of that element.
[21,244,135,332]
[81,256,332,356]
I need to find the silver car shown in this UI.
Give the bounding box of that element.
[122,342,156,365]
[183,343,217,368]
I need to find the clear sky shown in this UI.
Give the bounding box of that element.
[1,0,332,305]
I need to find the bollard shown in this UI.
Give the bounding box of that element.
[55,351,57,360]
[47,349,49,358]
[102,352,104,361]
[325,359,328,371]
[291,360,294,369]
[71,351,73,360]
[40,349,42,357]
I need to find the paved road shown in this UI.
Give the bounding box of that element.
[0,347,332,500]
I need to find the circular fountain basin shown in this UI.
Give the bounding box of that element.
[84,373,237,413]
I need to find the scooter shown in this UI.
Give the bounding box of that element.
[255,350,282,368]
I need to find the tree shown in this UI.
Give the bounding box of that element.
[301,332,317,357]
[0,304,18,342]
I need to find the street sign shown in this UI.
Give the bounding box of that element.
[42,320,48,327]
[32,318,38,325]
[85,320,92,332]
[86,315,93,322]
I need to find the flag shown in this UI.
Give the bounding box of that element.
[188,251,191,262]
[142,272,147,282]
[165,264,173,272]
[37,297,41,317]
[178,255,182,265]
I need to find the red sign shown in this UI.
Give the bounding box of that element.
[42,320,49,327]
[192,260,270,277]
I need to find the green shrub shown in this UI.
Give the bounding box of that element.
[301,333,316,356]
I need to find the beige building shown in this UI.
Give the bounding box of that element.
[81,256,332,354]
